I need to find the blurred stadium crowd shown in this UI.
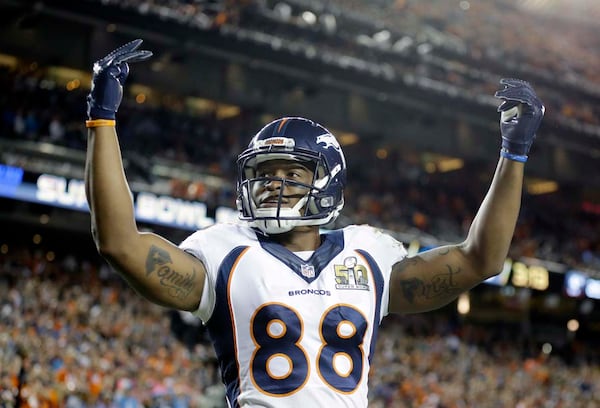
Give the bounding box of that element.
[1,0,600,407]
[95,0,600,133]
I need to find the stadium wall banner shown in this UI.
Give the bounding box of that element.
[0,164,239,230]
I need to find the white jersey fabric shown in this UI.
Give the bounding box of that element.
[179,223,407,408]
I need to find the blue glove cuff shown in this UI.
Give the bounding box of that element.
[500,148,528,163]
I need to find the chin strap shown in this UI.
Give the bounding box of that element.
[250,195,309,234]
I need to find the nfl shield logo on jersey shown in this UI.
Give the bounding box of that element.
[301,264,316,278]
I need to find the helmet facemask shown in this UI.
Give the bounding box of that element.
[237,151,342,234]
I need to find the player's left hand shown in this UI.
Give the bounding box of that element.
[494,78,545,162]
[87,39,153,120]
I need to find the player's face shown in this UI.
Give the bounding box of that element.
[252,159,314,209]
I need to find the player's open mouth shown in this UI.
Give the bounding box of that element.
[259,195,289,208]
[260,200,288,208]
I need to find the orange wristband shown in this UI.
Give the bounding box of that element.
[86,119,116,128]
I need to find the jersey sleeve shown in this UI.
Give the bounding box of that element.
[348,225,407,319]
[373,228,407,318]
[179,223,258,323]
[178,226,222,323]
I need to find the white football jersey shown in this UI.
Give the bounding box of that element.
[179,223,407,408]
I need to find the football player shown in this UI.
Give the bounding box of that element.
[84,39,544,407]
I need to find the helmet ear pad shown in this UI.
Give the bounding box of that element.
[236,117,346,234]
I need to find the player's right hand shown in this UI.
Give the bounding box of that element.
[86,39,152,120]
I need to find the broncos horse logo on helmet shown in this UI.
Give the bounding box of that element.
[236,117,347,234]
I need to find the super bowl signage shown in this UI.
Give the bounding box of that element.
[135,192,214,229]
[0,167,233,230]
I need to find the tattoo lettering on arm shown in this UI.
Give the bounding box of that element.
[145,245,196,300]
[399,262,463,305]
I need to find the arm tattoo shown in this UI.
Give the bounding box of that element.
[399,257,462,304]
[145,245,196,300]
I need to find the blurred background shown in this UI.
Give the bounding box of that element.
[0,0,598,406]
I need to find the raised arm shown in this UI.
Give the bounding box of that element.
[85,39,205,312]
[389,79,545,314]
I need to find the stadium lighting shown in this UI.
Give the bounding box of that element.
[541,343,552,355]
[373,30,391,43]
[301,11,317,25]
[457,293,470,315]
[567,319,579,332]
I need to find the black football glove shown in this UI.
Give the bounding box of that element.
[87,39,153,120]
[494,78,545,162]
